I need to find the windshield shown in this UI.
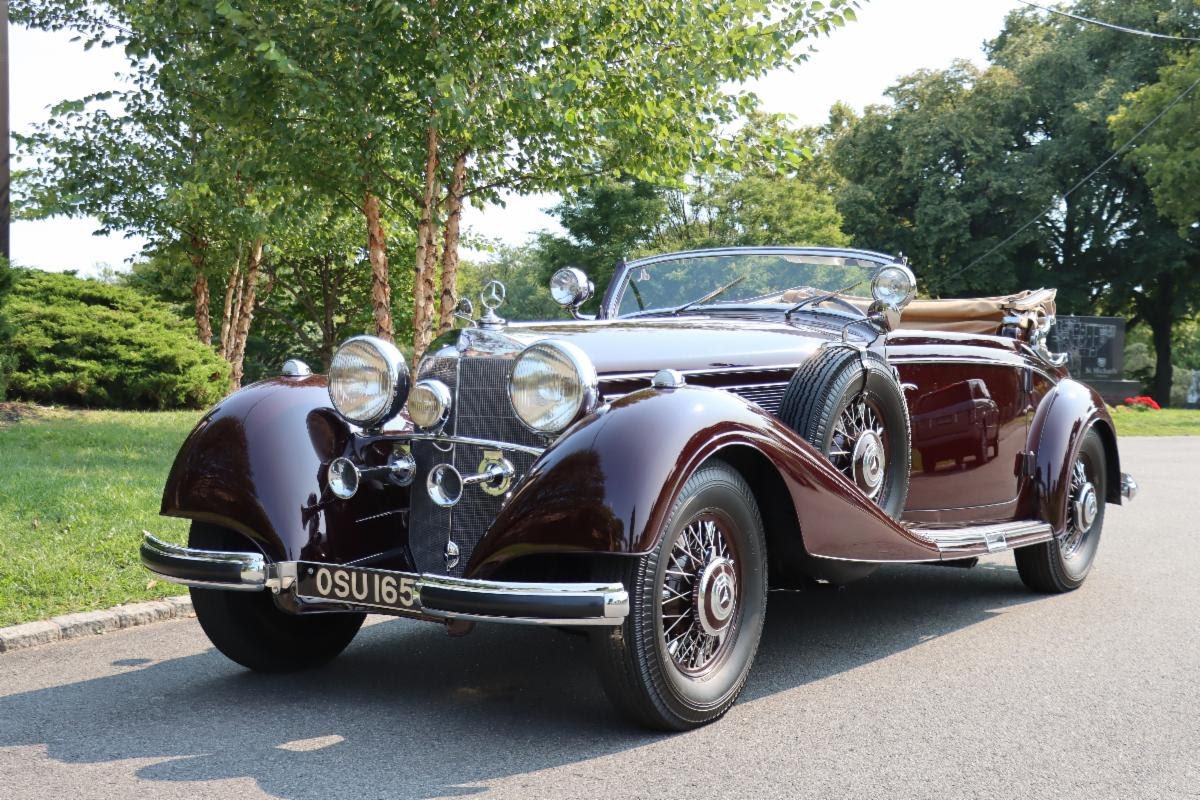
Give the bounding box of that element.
[612,249,888,317]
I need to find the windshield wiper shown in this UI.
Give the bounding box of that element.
[783,276,868,320]
[670,275,748,316]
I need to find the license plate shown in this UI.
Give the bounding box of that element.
[295,563,421,613]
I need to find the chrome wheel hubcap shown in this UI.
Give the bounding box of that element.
[695,557,738,636]
[1062,459,1096,556]
[661,514,739,674]
[830,395,888,501]
[851,430,886,497]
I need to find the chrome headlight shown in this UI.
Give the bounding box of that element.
[871,264,917,309]
[408,379,452,430]
[327,335,410,428]
[509,340,598,434]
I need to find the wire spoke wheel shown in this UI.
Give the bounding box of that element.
[660,512,740,676]
[1061,456,1099,558]
[827,393,889,501]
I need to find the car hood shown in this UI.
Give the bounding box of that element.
[450,315,852,376]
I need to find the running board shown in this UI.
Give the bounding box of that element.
[906,520,1053,556]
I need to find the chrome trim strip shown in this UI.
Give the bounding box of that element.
[602,364,799,382]
[141,534,267,591]
[1120,472,1138,501]
[890,355,1060,386]
[906,520,1053,554]
[393,433,546,457]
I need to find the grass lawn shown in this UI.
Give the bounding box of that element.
[0,406,200,627]
[1109,406,1200,437]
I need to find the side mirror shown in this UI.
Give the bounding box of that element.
[455,297,477,327]
[550,267,594,319]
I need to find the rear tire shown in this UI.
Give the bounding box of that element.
[188,523,365,672]
[591,461,767,730]
[1015,429,1107,593]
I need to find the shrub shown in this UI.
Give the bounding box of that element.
[0,257,13,400]
[6,269,229,409]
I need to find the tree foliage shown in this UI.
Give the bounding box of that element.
[831,0,1200,403]
[15,0,863,360]
[1111,47,1200,233]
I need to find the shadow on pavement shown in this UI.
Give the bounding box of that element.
[0,561,1035,799]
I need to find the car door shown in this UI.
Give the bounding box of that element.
[886,333,1032,518]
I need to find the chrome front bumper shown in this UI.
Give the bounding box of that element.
[140,535,629,626]
[1121,472,1138,501]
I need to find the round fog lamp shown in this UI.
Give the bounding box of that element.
[408,379,452,430]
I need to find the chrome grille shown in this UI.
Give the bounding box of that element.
[408,355,544,577]
[728,382,788,414]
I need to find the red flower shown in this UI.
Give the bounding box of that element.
[1123,396,1161,410]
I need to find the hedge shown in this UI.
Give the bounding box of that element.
[6,269,229,409]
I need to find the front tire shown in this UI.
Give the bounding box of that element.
[591,460,767,730]
[188,523,365,672]
[1015,429,1107,593]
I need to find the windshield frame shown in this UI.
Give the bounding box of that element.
[599,246,903,320]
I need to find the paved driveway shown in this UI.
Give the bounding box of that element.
[1,437,1196,799]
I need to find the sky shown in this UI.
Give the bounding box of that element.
[7,0,1023,275]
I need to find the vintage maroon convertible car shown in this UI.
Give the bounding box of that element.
[142,246,1137,730]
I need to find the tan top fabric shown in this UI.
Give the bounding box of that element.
[775,287,1057,335]
[894,288,1057,334]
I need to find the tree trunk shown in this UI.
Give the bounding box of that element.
[191,271,212,346]
[413,125,440,359]
[1150,313,1174,408]
[363,191,394,342]
[229,237,264,390]
[437,151,468,336]
[218,248,242,361]
[188,235,211,346]
[1145,271,1176,408]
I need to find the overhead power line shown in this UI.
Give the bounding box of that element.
[1015,0,1200,43]
[947,70,1200,283]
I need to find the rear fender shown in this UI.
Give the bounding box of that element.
[1027,378,1121,533]
[467,386,939,576]
[161,376,413,565]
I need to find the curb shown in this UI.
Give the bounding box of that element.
[0,595,194,654]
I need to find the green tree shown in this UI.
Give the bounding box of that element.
[21,0,862,359]
[1111,47,1200,232]
[832,1,1200,404]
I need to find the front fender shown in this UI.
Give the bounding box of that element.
[161,376,413,566]
[1028,378,1121,533]
[467,386,939,575]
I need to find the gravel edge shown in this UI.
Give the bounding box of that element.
[0,595,194,654]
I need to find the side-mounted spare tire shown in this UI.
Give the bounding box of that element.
[777,346,911,518]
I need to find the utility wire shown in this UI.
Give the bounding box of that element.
[945,70,1200,284]
[1015,0,1200,43]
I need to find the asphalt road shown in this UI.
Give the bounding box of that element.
[2,436,1197,800]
